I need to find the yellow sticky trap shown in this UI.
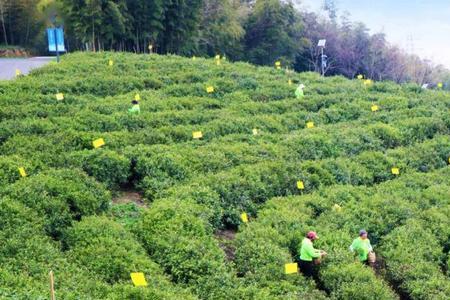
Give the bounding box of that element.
[357,74,363,80]
[18,167,27,177]
[252,128,258,135]
[192,56,196,60]
[206,86,214,93]
[192,131,203,139]
[306,122,314,129]
[371,105,379,112]
[240,213,248,223]
[108,59,113,66]
[333,204,342,212]
[288,79,292,85]
[437,82,443,88]
[93,138,105,149]
[216,60,221,66]
[297,180,305,190]
[15,69,22,76]
[134,94,141,101]
[391,167,400,175]
[130,272,148,287]
[364,79,373,86]
[284,263,298,275]
[56,93,64,101]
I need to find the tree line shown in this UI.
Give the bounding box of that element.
[0,0,448,85]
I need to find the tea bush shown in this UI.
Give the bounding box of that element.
[1,51,449,299]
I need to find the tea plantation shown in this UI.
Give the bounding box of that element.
[0,52,449,299]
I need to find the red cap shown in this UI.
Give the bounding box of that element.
[307,231,318,240]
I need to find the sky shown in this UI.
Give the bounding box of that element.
[298,0,450,68]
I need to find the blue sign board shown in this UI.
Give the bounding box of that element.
[47,28,66,52]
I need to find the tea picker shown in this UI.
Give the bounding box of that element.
[295,84,305,99]
[350,229,375,266]
[128,100,141,114]
[298,231,327,279]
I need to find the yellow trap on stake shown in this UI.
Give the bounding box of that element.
[93,138,105,149]
[56,93,64,101]
[130,273,147,287]
[18,167,27,177]
[241,213,248,223]
[284,263,298,274]
[192,131,203,139]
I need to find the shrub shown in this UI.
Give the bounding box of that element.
[67,149,131,189]
[2,169,110,238]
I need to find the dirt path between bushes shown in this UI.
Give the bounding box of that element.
[112,189,147,207]
[215,229,237,261]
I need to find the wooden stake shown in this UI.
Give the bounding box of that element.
[49,270,55,300]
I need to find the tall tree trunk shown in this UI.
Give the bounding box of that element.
[92,19,96,52]
[0,1,8,45]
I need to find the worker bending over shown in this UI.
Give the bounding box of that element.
[350,229,374,266]
[298,231,327,279]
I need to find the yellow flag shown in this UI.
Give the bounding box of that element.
[134,94,141,101]
[371,105,379,112]
[437,82,443,88]
[284,263,298,274]
[192,131,203,139]
[275,61,281,66]
[391,167,400,175]
[108,59,114,66]
[240,213,248,223]
[206,86,214,93]
[357,74,363,80]
[297,180,305,190]
[18,167,27,177]
[306,122,314,129]
[93,138,105,149]
[15,69,22,76]
[130,272,148,287]
[252,128,258,135]
[56,93,64,101]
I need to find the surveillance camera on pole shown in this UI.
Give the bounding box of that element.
[318,39,327,76]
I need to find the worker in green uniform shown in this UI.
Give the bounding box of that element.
[298,231,327,279]
[128,100,140,114]
[350,229,373,265]
[295,84,305,99]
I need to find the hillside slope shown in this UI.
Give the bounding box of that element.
[0,52,449,299]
